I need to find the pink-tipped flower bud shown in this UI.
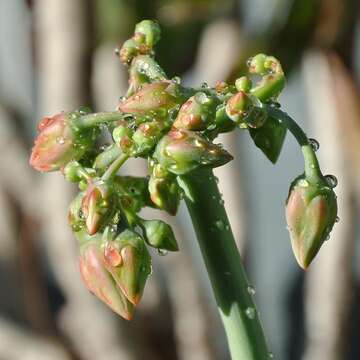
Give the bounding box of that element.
[154,129,233,175]
[30,111,97,172]
[78,238,134,320]
[102,230,151,305]
[285,176,338,269]
[173,92,218,131]
[118,81,180,114]
[82,180,113,235]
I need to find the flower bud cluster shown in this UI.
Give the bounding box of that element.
[29,20,338,318]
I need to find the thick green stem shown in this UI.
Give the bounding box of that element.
[266,106,322,183]
[179,169,270,360]
[77,112,129,128]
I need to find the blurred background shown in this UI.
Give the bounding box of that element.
[1,0,360,359]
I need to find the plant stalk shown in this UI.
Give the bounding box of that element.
[77,112,129,128]
[179,168,270,360]
[266,106,322,183]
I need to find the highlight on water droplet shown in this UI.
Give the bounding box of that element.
[268,352,275,359]
[214,219,225,231]
[247,285,256,296]
[157,248,168,256]
[324,174,338,188]
[245,307,256,319]
[57,137,65,145]
[335,216,340,223]
[308,138,319,152]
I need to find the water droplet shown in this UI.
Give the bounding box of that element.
[225,225,230,230]
[308,138,319,152]
[57,137,65,145]
[171,76,181,84]
[119,96,126,102]
[298,179,309,187]
[325,234,330,241]
[114,47,120,55]
[246,57,253,67]
[201,82,208,88]
[335,216,340,223]
[247,285,256,296]
[219,199,225,205]
[215,219,225,231]
[157,249,168,256]
[214,176,219,184]
[325,174,338,188]
[245,307,256,319]
[268,352,275,359]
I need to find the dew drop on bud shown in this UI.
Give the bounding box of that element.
[308,138,319,152]
[114,47,120,55]
[201,82,208,88]
[247,285,256,296]
[57,137,65,145]
[246,57,253,67]
[298,179,309,187]
[157,248,168,256]
[171,76,181,84]
[324,174,338,188]
[245,307,256,319]
[119,96,126,102]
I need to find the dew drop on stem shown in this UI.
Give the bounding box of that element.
[308,138,319,152]
[157,248,168,256]
[247,285,256,296]
[245,307,256,319]
[335,216,340,223]
[325,174,338,188]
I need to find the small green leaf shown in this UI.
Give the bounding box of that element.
[249,116,286,163]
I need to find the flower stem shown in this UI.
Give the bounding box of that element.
[265,106,322,183]
[178,168,270,360]
[77,112,129,128]
[102,153,129,181]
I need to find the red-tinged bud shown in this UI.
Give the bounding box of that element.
[82,180,113,235]
[79,239,134,320]
[285,176,338,269]
[173,92,218,131]
[119,38,139,64]
[154,129,233,175]
[30,111,98,172]
[225,91,251,125]
[118,81,180,114]
[102,230,151,305]
[132,120,166,155]
[235,76,252,93]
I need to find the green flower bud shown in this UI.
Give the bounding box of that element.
[68,192,85,232]
[154,129,233,175]
[132,120,166,155]
[285,176,338,269]
[148,163,180,215]
[78,235,134,320]
[63,160,95,182]
[119,38,139,64]
[134,20,161,48]
[235,76,252,93]
[102,230,151,305]
[141,219,178,251]
[247,54,285,101]
[119,81,180,114]
[173,92,218,131]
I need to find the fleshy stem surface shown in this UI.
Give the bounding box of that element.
[179,169,270,360]
[266,106,322,184]
[77,111,128,128]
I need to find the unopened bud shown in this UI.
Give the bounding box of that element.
[141,219,178,251]
[285,176,338,269]
[118,81,180,114]
[173,92,218,131]
[154,129,233,175]
[79,238,134,320]
[30,111,98,172]
[103,230,151,305]
[135,20,161,48]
